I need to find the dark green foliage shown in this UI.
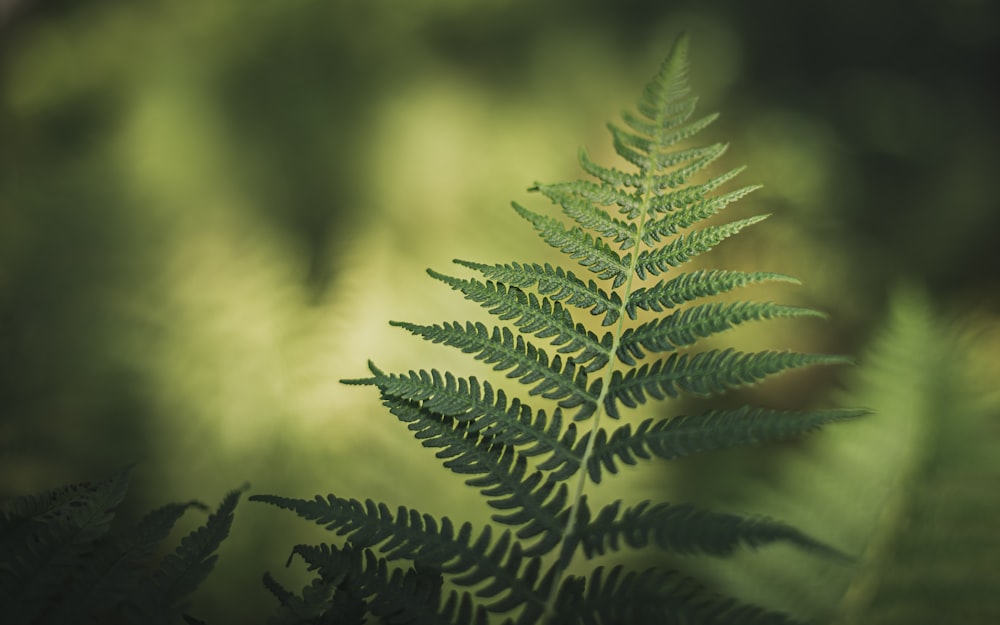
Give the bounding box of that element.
[253,34,862,624]
[0,469,244,625]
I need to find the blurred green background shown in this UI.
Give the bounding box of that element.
[2,0,998,623]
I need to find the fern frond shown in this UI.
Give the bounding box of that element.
[530,179,640,224]
[454,260,622,325]
[44,500,206,624]
[0,468,130,548]
[607,349,850,417]
[126,485,245,622]
[538,185,638,249]
[637,34,693,116]
[643,184,762,244]
[0,472,232,625]
[382,328,596,413]
[512,201,632,287]
[376,377,584,482]
[0,469,130,623]
[376,395,574,555]
[262,571,347,625]
[469,450,568,556]
[634,214,770,279]
[629,165,745,217]
[626,270,801,317]
[329,31,861,624]
[587,406,866,482]
[1,520,91,624]
[617,302,827,364]
[427,269,611,371]
[553,565,806,625]
[608,116,721,169]
[250,493,556,617]
[578,148,725,193]
[287,544,491,625]
[574,500,845,561]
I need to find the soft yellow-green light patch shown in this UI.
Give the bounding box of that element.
[741,110,841,211]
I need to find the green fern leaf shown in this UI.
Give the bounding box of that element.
[642,166,746,216]
[0,469,130,623]
[126,485,245,623]
[617,302,827,364]
[44,500,206,624]
[0,468,130,550]
[530,179,640,220]
[373,394,573,555]
[287,544,491,625]
[262,571,348,625]
[512,201,632,287]
[537,185,638,249]
[454,260,622,325]
[574,500,845,561]
[251,493,555,617]
[554,565,806,625]
[310,31,860,623]
[349,364,587,488]
[607,349,850,417]
[626,269,801,317]
[587,406,866,482]
[380,329,595,411]
[427,269,611,372]
[643,184,762,244]
[634,214,770,279]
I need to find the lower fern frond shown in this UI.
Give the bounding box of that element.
[0,471,242,625]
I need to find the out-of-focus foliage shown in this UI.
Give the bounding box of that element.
[0,468,242,625]
[1,0,997,622]
[664,287,1000,623]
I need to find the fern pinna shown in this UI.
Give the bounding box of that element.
[252,34,863,625]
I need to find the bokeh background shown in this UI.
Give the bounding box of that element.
[2,0,998,623]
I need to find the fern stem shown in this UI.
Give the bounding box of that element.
[544,172,658,621]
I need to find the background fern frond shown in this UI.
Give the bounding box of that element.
[0,468,130,547]
[44,500,206,624]
[0,472,237,625]
[126,485,245,624]
[0,469,130,624]
[262,571,349,625]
